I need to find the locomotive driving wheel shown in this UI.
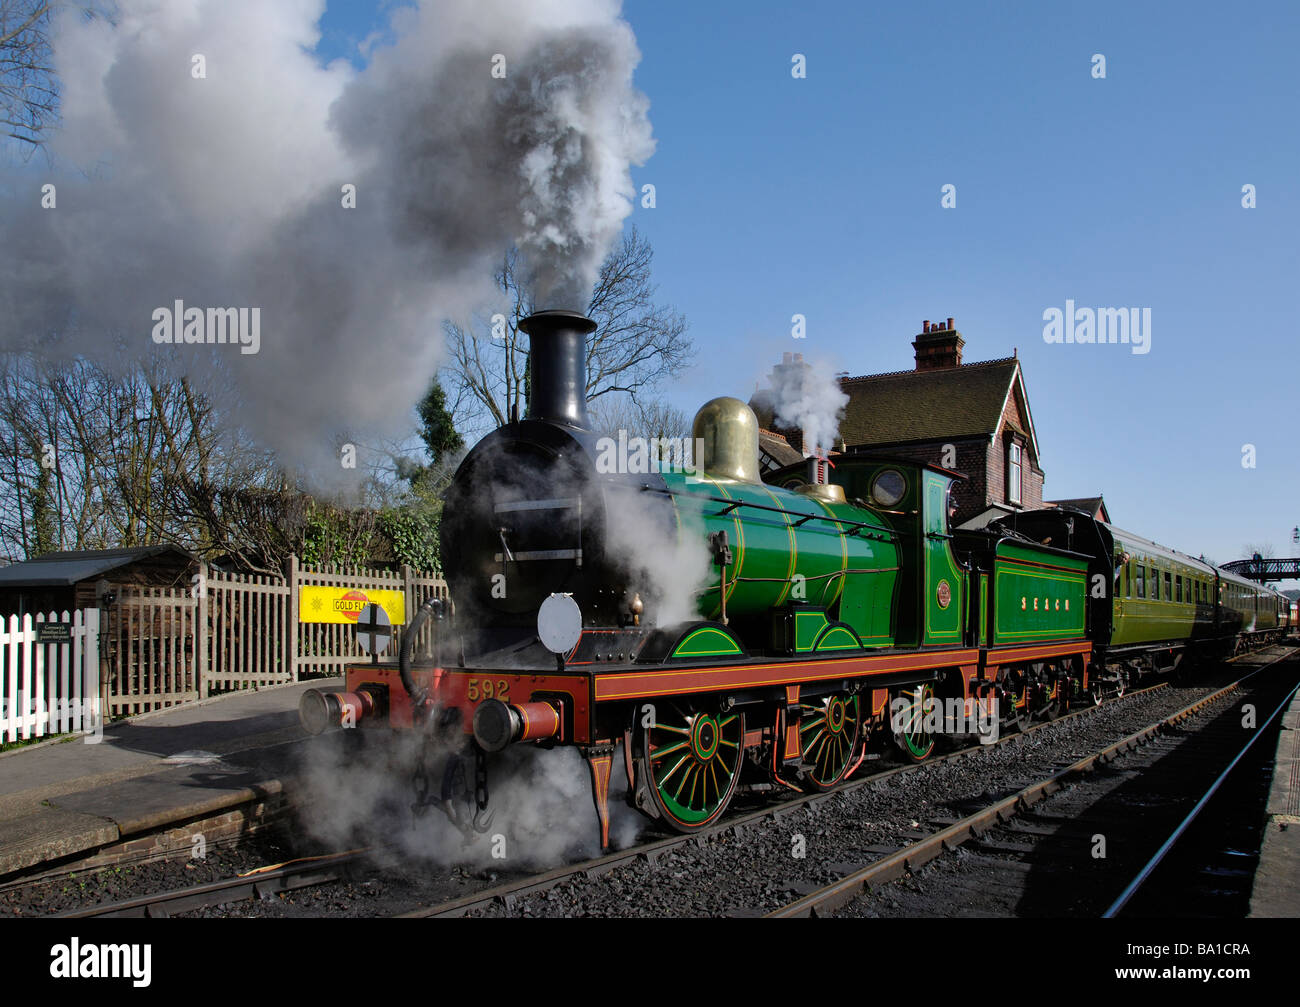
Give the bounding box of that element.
[893,683,936,763]
[997,666,1029,732]
[798,691,862,790]
[639,700,745,832]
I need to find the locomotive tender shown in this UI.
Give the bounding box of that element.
[300,309,1290,847]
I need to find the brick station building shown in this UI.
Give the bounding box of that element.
[753,317,1047,529]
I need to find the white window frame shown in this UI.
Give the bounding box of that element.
[1008,441,1022,505]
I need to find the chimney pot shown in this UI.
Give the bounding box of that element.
[923,320,930,332]
[793,352,803,363]
[947,316,954,329]
[782,351,792,364]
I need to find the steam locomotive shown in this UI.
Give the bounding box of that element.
[299,309,1291,847]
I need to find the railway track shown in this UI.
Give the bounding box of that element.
[399,677,1251,918]
[52,850,370,919]
[772,646,1299,918]
[45,645,1291,919]
[49,693,1097,919]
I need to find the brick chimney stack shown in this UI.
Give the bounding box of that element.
[912,316,964,371]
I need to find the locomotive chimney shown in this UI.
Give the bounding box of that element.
[518,309,597,429]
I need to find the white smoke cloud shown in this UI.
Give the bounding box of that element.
[0,0,654,477]
[296,729,642,869]
[760,355,849,455]
[604,479,713,628]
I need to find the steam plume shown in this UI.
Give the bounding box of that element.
[0,0,654,476]
[756,356,849,455]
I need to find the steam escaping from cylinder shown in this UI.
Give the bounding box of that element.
[0,0,654,478]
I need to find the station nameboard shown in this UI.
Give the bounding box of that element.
[299,586,406,625]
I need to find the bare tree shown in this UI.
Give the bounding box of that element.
[1,1,109,152]
[1243,542,1276,560]
[443,227,692,440]
[0,1,55,149]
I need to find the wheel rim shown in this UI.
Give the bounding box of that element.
[643,701,744,830]
[798,692,861,789]
[895,684,936,761]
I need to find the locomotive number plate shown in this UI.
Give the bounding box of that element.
[466,678,512,702]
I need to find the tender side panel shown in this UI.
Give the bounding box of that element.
[992,543,1087,645]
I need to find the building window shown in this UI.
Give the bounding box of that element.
[1008,442,1022,505]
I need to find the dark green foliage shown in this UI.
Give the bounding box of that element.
[379,505,442,574]
[416,378,463,465]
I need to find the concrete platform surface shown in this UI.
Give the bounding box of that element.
[1249,685,1300,917]
[0,678,338,877]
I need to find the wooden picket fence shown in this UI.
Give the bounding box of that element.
[0,609,101,743]
[104,557,447,717]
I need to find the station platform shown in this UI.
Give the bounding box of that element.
[0,678,338,880]
[1249,682,1300,917]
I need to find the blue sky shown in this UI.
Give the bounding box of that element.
[318,1,1299,579]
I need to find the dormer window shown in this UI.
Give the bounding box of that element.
[1008,442,1022,505]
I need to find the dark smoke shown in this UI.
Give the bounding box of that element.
[0,0,654,478]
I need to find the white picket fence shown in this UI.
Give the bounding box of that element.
[0,609,101,743]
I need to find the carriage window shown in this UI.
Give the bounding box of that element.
[1163,572,1171,600]
[1175,575,1182,603]
[1135,566,1146,598]
[1151,568,1160,600]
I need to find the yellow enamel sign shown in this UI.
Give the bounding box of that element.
[299,586,406,625]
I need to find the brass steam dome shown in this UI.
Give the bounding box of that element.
[796,483,847,504]
[692,396,761,484]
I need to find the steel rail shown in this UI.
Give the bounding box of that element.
[53,848,370,919]
[1102,675,1300,917]
[765,646,1296,918]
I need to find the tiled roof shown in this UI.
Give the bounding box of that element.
[838,358,1020,447]
[758,428,804,467]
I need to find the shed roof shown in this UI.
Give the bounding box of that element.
[0,546,194,588]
